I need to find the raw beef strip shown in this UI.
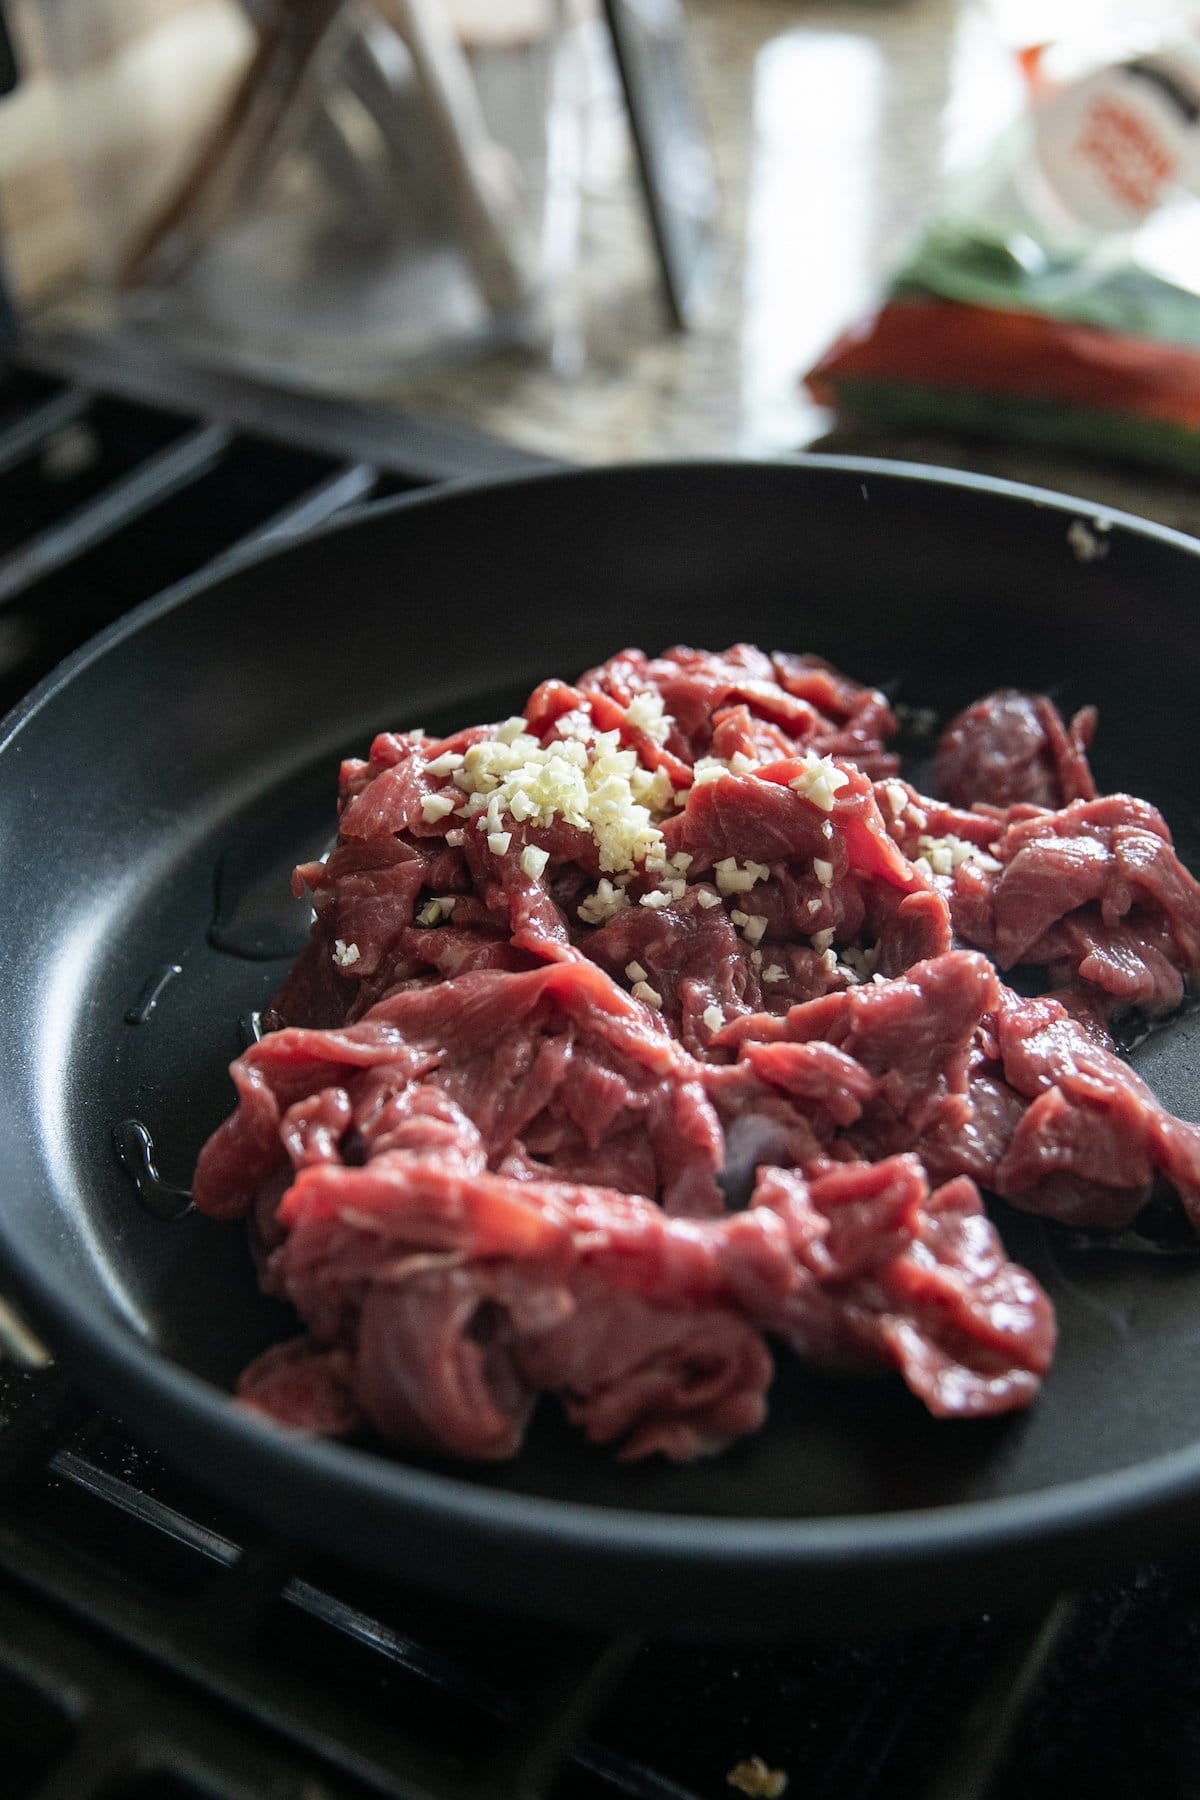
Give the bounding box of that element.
[579,756,924,1040]
[757,1158,1053,1418]
[234,1146,1051,1459]
[874,776,1200,1018]
[712,954,1200,1234]
[710,951,997,1155]
[580,644,899,775]
[916,985,1200,1231]
[990,987,1200,1230]
[196,960,729,1224]
[236,1337,362,1435]
[949,796,1200,1013]
[934,689,1097,809]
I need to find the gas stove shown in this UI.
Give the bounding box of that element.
[0,330,1196,1800]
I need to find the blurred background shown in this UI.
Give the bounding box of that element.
[0,0,1196,529]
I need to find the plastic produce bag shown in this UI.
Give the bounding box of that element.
[807,27,1200,472]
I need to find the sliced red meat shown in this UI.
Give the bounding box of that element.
[517,1289,773,1461]
[582,888,761,1051]
[945,795,1200,1015]
[872,888,954,977]
[920,1062,1028,1192]
[934,690,1097,809]
[197,961,728,1225]
[1029,913,1185,1013]
[353,1272,538,1459]
[236,1337,362,1436]
[759,1160,1054,1417]
[987,988,1200,1228]
[771,652,899,776]
[581,643,898,773]
[250,1138,1050,1457]
[719,952,996,1125]
[194,646,1200,1468]
[989,835,1111,966]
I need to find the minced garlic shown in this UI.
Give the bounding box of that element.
[451,716,672,876]
[915,833,1002,877]
[789,751,850,812]
[421,793,457,823]
[577,879,629,925]
[883,780,908,819]
[714,857,770,896]
[625,691,671,744]
[426,750,464,776]
[416,898,457,926]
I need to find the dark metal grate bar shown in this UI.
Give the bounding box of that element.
[0,423,230,605]
[920,1595,1083,1800]
[0,1425,688,1799]
[0,1372,1189,1800]
[0,1575,387,1800]
[178,1537,305,1650]
[0,1376,96,1489]
[0,1496,481,1798]
[0,348,655,1800]
[48,1451,239,1569]
[239,459,380,550]
[0,388,90,477]
[31,1723,144,1800]
[479,1632,643,1800]
[15,330,557,484]
[843,1629,966,1800]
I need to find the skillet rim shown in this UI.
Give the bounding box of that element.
[2,453,1200,1610]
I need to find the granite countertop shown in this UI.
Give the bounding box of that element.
[393,0,1200,539]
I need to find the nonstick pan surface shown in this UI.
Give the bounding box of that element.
[1,459,1199,1638]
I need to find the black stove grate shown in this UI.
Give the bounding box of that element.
[0,331,552,721]
[1,1356,1198,1800]
[0,334,1196,1800]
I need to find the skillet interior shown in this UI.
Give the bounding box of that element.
[1,459,1199,1631]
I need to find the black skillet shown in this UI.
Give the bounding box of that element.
[1,458,1199,1638]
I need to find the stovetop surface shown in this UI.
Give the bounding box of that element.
[0,331,1196,1800]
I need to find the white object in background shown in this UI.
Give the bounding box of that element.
[1023,36,1200,245]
